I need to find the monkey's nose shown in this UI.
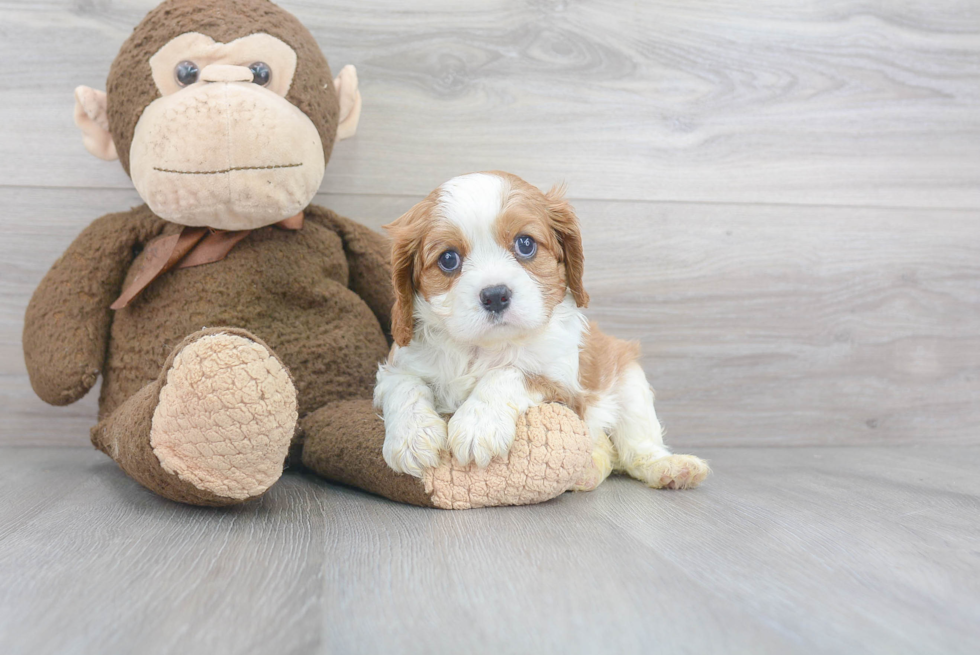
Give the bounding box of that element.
[480,285,512,314]
[199,64,254,84]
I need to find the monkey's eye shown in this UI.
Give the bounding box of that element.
[249,62,271,86]
[437,250,461,273]
[174,61,200,87]
[514,235,537,259]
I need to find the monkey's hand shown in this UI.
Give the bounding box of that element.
[24,209,163,405]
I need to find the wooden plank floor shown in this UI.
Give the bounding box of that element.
[1,1,978,653]
[0,445,978,654]
[3,186,979,448]
[2,0,979,447]
[2,1,979,208]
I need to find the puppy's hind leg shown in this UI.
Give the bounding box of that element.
[607,363,709,490]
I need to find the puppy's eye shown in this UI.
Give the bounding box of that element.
[437,249,461,273]
[249,62,271,86]
[174,61,200,86]
[514,235,537,259]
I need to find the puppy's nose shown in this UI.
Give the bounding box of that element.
[480,285,512,314]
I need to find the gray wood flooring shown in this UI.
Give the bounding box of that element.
[3,1,979,207]
[6,187,978,448]
[1,445,978,655]
[2,0,978,448]
[1,0,978,652]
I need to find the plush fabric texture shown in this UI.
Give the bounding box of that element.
[93,203,392,420]
[111,213,303,309]
[300,400,595,510]
[107,0,339,175]
[74,86,118,160]
[423,403,595,510]
[90,327,287,507]
[23,209,164,406]
[570,431,615,492]
[299,399,436,508]
[24,202,396,504]
[27,0,600,510]
[151,331,297,500]
[148,32,298,98]
[129,79,326,229]
[24,201,598,508]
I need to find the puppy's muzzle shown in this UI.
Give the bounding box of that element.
[480,285,511,314]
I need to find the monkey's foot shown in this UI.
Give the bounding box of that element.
[150,332,298,501]
[424,403,595,509]
[570,431,616,492]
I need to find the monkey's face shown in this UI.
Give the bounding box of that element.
[128,32,325,230]
[73,0,358,231]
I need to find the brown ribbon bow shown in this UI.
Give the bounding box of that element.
[110,212,304,310]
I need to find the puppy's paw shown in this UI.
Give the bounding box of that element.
[629,453,710,489]
[382,408,447,478]
[447,399,518,468]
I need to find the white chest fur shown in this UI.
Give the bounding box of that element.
[390,296,587,414]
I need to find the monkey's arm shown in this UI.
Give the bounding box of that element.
[24,209,164,405]
[316,208,394,340]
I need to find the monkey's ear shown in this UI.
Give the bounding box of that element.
[73,86,118,161]
[333,65,362,141]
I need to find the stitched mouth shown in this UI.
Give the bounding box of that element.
[153,163,303,175]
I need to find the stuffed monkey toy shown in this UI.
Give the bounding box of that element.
[24,0,597,509]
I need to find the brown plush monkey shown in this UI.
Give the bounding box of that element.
[24,0,596,508]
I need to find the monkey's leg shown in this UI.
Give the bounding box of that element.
[569,431,617,492]
[298,400,596,509]
[91,328,297,506]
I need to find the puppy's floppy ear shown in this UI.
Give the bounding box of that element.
[545,184,589,308]
[383,203,426,347]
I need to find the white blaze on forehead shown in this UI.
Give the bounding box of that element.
[437,173,508,244]
[426,172,548,345]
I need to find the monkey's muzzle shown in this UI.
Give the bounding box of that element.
[129,81,325,231]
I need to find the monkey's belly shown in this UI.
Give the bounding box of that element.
[99,234,388,419]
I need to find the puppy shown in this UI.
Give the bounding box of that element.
[374,171,709,491]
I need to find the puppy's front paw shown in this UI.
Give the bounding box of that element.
[382,408,447,478]
[447,399,518,468]
[630,453,710,490]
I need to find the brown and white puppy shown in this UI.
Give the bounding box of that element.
[375,172,709,491]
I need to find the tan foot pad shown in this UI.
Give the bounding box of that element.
[150,333,298,501]
[423,403,594,510]
[570,432,616,492]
